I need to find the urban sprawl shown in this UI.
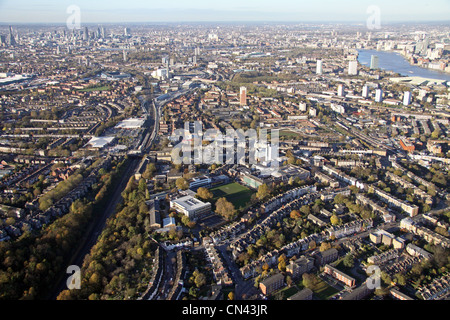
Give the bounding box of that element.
[0,22,450,302]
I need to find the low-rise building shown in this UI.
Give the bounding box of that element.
[259,273,285,296]
[324,264,356,288]
[170,195,211,221]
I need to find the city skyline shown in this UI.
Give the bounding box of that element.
[0,0,450,24]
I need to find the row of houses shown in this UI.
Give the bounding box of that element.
[140,247,164,300]
[418,273,450,300]
[1,165,101,241]
[167,250,188,300]
[385,171,433,205]
[258,248,340,296]
[325,218,374,240]
[356,193,396,223]
[204,240,233,286]
[261,185,318,214]
[209,220,246,244]
[401,217,450,249]
[322,165,365,190]
[369,185,419,217]
[231,188,318,258]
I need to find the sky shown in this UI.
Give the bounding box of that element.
[0,0,449,24]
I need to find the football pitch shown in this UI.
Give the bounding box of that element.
[210,182,255,210]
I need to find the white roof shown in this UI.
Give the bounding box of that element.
[115,118,145,129]
[86,136,115,148]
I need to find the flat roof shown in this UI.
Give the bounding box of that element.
[171,195,210,210]
[115,118,145,129]
[86,136,115,148]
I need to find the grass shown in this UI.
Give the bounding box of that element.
[79,85,111,92]
[280,130,301,140]
[296,277,340,300]
[210,182,255,210]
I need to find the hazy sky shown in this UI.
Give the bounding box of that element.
[0,0,449,24]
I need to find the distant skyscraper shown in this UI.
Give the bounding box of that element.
[362,85,369,98]
[370,55,379,70]
[7,26,16,46]
[338,84,345,97]
[403,91,412,106]
[316,60,323,75]
[240,87,247,106]
[375,89,383,103]
[83,27,89,41]
[124,27,130,37]
[348,60,358,75]
[123,50,128,62]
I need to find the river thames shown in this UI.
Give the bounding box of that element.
[358,49,450,82]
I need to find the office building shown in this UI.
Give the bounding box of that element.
[338,84,345,97]
[362,85,369,98]
[316,60,323,75]
[348,60,358,75]
[403,91,412,106]
[370,55,379,69]
[240,86,247,106]
[375,89,383,103]
[170,195,211,221]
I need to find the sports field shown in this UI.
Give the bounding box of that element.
[210,182,255,210]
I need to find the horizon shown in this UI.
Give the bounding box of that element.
[1,0,450,24]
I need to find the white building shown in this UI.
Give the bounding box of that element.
[375,89,383,103]
[338,84,345,97]
[362,85,369,98]
[370,55,379,69]
[170,195,211,221]
[403,91,412,106]
[316,60,323,75]
[348,60,358,75]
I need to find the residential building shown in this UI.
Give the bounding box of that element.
[288,288,313,300]
[259,273,285,296]
[286,256,314,279]
[324,264,356,288]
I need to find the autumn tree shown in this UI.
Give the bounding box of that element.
[256,183,270,200]
[215,197,237,221]
[176,177,189,190]
[196,187,213,201]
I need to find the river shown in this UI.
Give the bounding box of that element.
[357,49,450,82]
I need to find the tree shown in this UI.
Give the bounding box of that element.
[193,270,206,288]
[302,273,318,289]
[215,197,236,221]
[320,242,332,252]
[278,254,287,272]
[196,187,213,201]
[290,210,301,220]
[330,214,341,226]
[343,254,355,268]
[176,177,189,190]
[256,184,270,200]
[142,163,156,180]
